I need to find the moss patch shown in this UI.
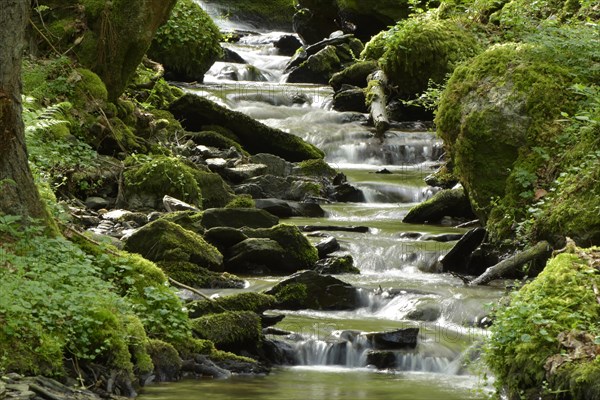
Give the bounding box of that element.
[191,311,262,353]
[156,261,245,289]
[188,292,276,317]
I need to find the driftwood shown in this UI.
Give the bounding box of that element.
[469,241,551,286]
[367,70,390,141]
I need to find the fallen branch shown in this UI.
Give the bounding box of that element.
[367,70,390,141]
[168,277,226,310]
[468,241,551,286]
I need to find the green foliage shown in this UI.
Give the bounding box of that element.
[149,0,223,80]
[124,154,203,207]
[22,56,75,103]
[0,217,149,376]
[486,249,600,398]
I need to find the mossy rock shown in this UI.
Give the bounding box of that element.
[360,30,387,60]
[287,45,342,85]
[436,25,599,244]
[193,170,236,209]
[201,0,295,30]
[380,17,481,99]
[243,224,319,272]
[191,311,262,353]
[188,292,277,318]
[170,94,324,162]
[204,227,249,253]
[295,159,338,178]
[329,60,379,91]
[402,188,475,224]
[124,155,202,210]
[224,238,287,274]
[200,208,279,230]
[124,219,224,271]
[149,0,222,82]
[486,247,600,399]
[156,261,245,289]
[266,270,360,310]
[147,339,181,382]
[159,211,205,234]
[314,254,360,274]
[187,131,245,154]
[225,195,256,209]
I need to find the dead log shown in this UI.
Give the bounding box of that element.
[468,241,551,286]
[367,70,390,141]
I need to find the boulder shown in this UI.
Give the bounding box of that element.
[402,188,475,224]
[159,211,204,234]
[255,198,325,218]
[201,208,279,229]
[364,328,419,350]
[163,195,200,212]
[287,45,342,84]
[204,227,249,252]
[194,170,236,209]
[170,94,324,162]
[188,292,276,318]
[329,60,378,92]
[405,299,442,322]
[314,254,359,274]
[365,350,397,369]
[332,87,368,113]
[274,35,303,56]
[85,196,109,210]
[315,236,341,258]
[250,153,293,177]
[191,311,262,353]
[333,183,365,202]
[440,228,487,275]
[266,270,360,310]
[124,219,223,271]
[224,238,287,274]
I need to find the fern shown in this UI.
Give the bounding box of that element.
[23,96,72,136]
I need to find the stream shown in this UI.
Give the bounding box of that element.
[140,8,503,399]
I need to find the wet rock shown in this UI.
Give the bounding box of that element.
[440,228,487,275]
[315,236,341,258]
[397,232,423,240]
[250,153,293,176]
[366,350,397,369]
[261,339,298,365]
[170,94,324,162]
[255,198,325,218]
[376,168,392,174]
[204,227,249,252]
[405,299,442,322]
[364,328,419,350]
[85,196,109,210]
[333,183,365,202]
[163,195,200,212]
[421,233,464,242]
[274,35,302,56]
[220,47,247,64]
[266,270,361,310]
[182,355,231,379]
[261,314,286,328]
[402,188,475,224]
[332,87,368,113]
[222,164,268,183]
[201,208,279,229]
[225,238,286,274]
[124,219,223,271]
[314,254,359,274]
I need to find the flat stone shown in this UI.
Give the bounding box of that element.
[222,164,268,183]
[364,328,419,350]
[163,195,200,212]
[206,158,228,171]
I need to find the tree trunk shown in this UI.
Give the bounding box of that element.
[367,70,390,142]
[0,1,50,223]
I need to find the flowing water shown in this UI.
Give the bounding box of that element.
[141,9,502,399]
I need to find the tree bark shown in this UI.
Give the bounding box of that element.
[468,241,551,286]
[0,1,50,222]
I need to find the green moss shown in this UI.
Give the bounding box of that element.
[187,130,245,153]
[210,350,256,364]
[22,56,75,102]
[0,326,64,376]
[191,311,262,352]
[271,282,308,308]
[123,219,223,270]
[124,155,203,208]
[380,16,481,98]
[188,292,276,317]
[244,224,319,269]
[360,31,387,61]
[156,261,244,289]
[149,0,222,81]
[486,248,600,398]
[173,338,216,359]
[329,60,379,91]
[193,170,236,209]
[125,315,154,375]
[225,194,256,209]
[160,211,205,234]
[146,339,181,378]
[297,159,337,178]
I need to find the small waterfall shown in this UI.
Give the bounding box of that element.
[293,333,370,367]
[395,354,451,373]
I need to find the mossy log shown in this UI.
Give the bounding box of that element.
[469,241,551,285]
[366,70,390,141]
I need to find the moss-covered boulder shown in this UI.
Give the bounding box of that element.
[380,17,481,99]
[194,171,236,209]
[224,238,287,274]
[170,94,324,162]
[156,261,244,289]
[436,25,599,245]
[314,254,360,274]
[486,246,600,399]
[287,45,342,84]
[148,0,222,82]
[191,311,262,353]
[200,208,279,230]
[124,155,203,210]
[159,211,204,234]
[200,0,296,31]
[402,188,475,224]
[204,227,249,253]
[266,270,360,310]
[35,0,177,100]
[329,60,379,92]
[124,219,224,271]
[243,224,319,272]
[189,292,276,318]
[147,339,181,382]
